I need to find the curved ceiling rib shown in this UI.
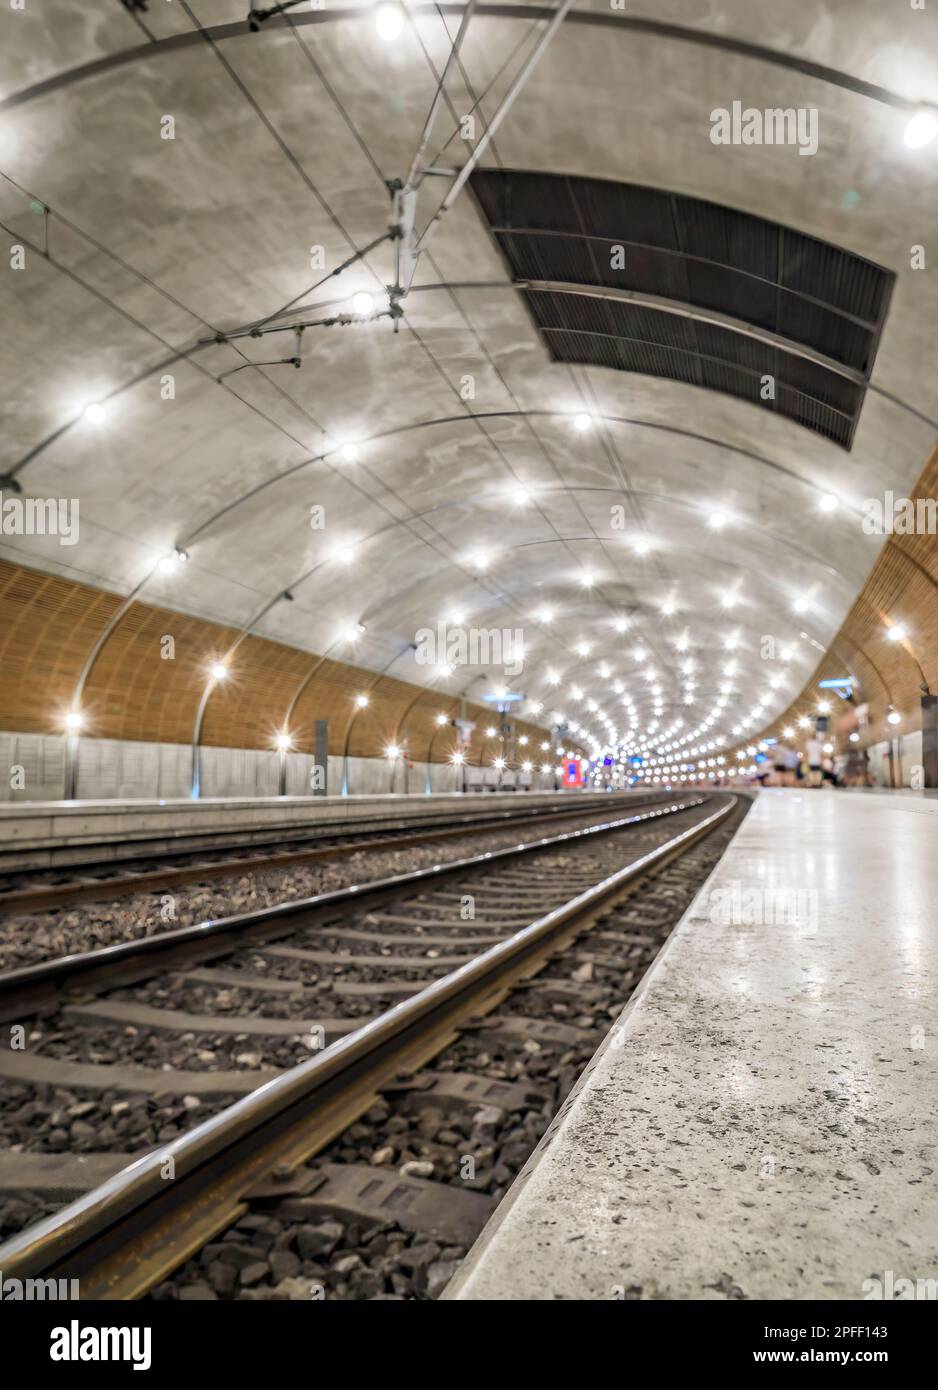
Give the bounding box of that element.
[0,6,920,113]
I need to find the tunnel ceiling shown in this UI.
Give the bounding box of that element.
[0,0,936,763]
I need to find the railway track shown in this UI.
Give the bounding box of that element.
[0,791,674,915]
[0,792,745,1299]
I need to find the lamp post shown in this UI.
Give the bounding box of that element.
[63,711,84,799]
[424,713,451,794]
[385,743,403,794]
[275,732,292,796]
[342,693,371,796]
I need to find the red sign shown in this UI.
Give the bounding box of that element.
[563,758,583,787]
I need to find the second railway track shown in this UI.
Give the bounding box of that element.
[0,791,677,915]
[0,792,747,1299]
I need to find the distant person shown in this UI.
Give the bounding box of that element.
[805,735,823,787]
[772,744,789,784]
[783,744,801,786]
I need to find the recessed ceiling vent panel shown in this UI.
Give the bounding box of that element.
[470,170,894,449]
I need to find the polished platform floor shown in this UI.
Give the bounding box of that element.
[447,790,938,1300]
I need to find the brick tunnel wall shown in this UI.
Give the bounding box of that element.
[0,559,561,775]
[725,443,938,778]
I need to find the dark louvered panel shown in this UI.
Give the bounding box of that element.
[780,230,891,323]
[471,169,894,450]
[528,290,858,449]
[671,193,778,280]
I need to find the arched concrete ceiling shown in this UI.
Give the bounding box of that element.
[1,0,936,762]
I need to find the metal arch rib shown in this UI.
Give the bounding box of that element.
[516,280,869,386]
[0,8,920,115]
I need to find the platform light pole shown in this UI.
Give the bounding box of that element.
[275,732,292,796]
[63,711,83,800]
[424,713,451,794]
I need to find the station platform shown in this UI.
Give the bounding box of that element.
[0,787,636,872]
[446,790,938,1301]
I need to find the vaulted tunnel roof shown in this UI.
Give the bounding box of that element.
[0,0,936,765]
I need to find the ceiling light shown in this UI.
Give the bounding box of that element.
[887,708,902,725]
[344,623,365,641]
[720,592,738,609]
[573,412,593,431]
[849,731,859,743]
[818,493,838,512]
[64,711,83,732]
[275,733,292,751]
[782,726,794,738]
[450,751,465,765]
[385,743,402,758]
[886,624,905,642]
[435,712,448,726]
[493,756,506,770]
[510,485,529,506]
[521,760,532,772]
[485,726,497,737]
[793,597,809,614]
[340,442,359,463]
[375,4,404,40]
[634,538,650,555]
[613,616,629,633]
[579,572,594,588]
[904,109,938,149]
[83,402,106,424]
[355,694,369,708]
[538,608,553,623]
[210,662,228,681]
[471,551,489,571]
[707,512,726,529]
[352,292,374,317]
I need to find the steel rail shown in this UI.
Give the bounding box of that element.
[0,795,736,1295]
[0,798,706,1019]
[0,792,671,915]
